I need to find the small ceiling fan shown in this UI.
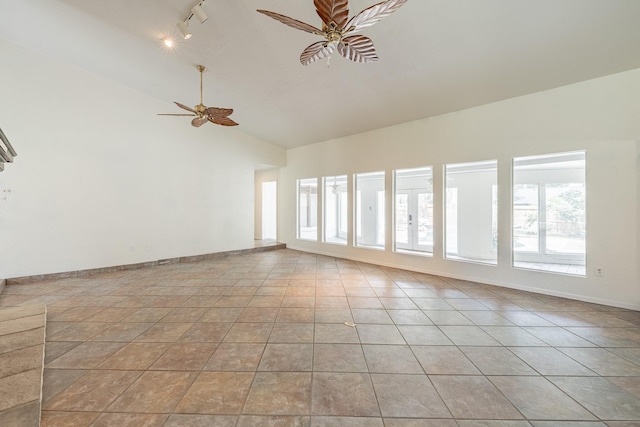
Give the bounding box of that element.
[257,0,408,66]
[158,65,238,127]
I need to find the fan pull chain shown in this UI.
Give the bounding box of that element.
[327,55,332,68]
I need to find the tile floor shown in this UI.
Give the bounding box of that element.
[1,248,639,426]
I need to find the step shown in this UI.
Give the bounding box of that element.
[0,304,47,427]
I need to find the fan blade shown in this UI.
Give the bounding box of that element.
[257,10,323,35]
[175,102,197,113]
[158,113,196,116]
[344,0,407,34]
[205,107,234,118]
[210,116,239,127]
[338,35,379,63]
[191,116,208,127]
[314,0,349,29]
[300,41,335,65]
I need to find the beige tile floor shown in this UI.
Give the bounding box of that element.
[1,249,640,426]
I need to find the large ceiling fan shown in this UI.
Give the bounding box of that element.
[257,0,408,66]
[158,65,238,127]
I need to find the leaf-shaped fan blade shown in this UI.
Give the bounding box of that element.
[191,116,208,127]
[314,0,349,29]
[210,117,239,127]
[204,107,234,118]
[175,102,197,113]
[157,113,196,116]
[300,41,335,65]
[338,35,379,63]
[257,10,323,35]
[344,0,408,34]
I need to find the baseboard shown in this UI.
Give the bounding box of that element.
[287,245,640,311]
[6,243,286,286]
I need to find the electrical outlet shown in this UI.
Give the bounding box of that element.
[595,267,604,277]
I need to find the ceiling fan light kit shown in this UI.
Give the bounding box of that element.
[257,0,408,65]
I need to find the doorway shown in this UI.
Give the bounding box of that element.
[261,181,277,240]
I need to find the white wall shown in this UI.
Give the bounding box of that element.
[0,39,285,278]
[280,69,640,309]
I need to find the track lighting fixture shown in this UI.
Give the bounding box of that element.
[176,0,207,40]
[177,20,192,39]
[191,1,208,24]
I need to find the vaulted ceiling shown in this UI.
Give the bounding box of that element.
[1,0,640,148]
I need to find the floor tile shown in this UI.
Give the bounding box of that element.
[108,371,197,413]
[175,371,254,414]
[238,307,280,323]
[149,342,217,370]
[311,416,383,426]
[558,347,640,376]
[90,413,168,427]
[269,323,314,343]
[0,400,41,427]
[259,343,313,371]
[46,342,126,369]
[42,369,87,404]
[509,347,597,376]
[371,373,450,418]
[489,376,596,420]
[314,308,353,324]
[412,346,480,374]
[44,369,141,411]
[460,346,537,375]
[387,309,433,325]
[523,326,597,347]
[482,326,549,346]
[40,411,99,427]
[1,248,639,425]
[245,372,312,415]
[314,323,360,343]
[200,307,243,322]
[178,321,232,342]
[89,322,153,342]
[430,375,523,419]
[164,414,238,427]
[351,309,394,324]
[204,343,266,371]
[362,345,423,374]
[311,372,379,417]
[439,325,501,346]
[356,324,405,344]
[313,344,368,373]
[549,376,640,420]
[383,419,457,427]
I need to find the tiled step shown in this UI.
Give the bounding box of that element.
[0,304,47,427]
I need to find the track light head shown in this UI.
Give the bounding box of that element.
[177,20,192,39]
[191,2,208,23]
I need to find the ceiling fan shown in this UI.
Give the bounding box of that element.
[257,0,408,66]
[158,65,238,127]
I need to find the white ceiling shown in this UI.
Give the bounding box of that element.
[1,0,640,148]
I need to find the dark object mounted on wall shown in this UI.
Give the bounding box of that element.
[0,126,17,172]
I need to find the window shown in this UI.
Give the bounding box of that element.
[355,171,385,249]
[513,151,586,275]
[323,175,348,245]
[445,160,498,265]
[394,167,433,254]
[297,178,317,240]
